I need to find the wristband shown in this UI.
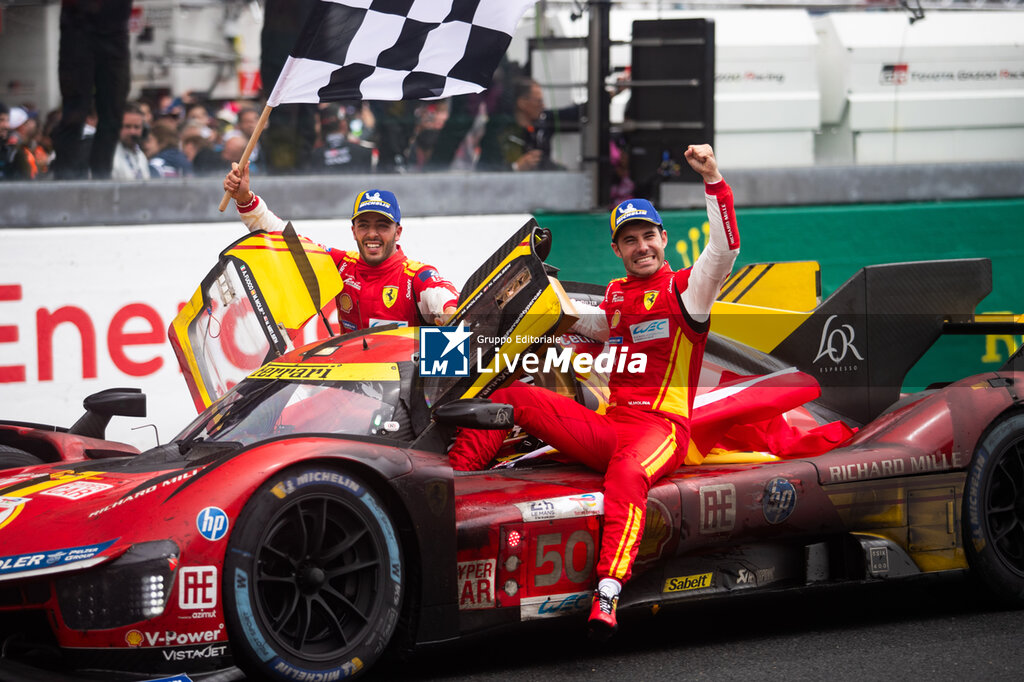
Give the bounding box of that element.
[236,192,256,210]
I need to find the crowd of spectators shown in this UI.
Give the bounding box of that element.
[0,71,592,183]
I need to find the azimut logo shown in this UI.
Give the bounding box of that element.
[814,315,864,365]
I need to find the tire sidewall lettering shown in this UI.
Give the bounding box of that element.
[232,566,275,662]
[225,467,403,681]
[964,413,1024,604]
[966,445,988,551]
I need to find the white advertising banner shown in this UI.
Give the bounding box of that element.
[0,214,530,450]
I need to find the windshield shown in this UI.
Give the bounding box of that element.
[176,372,403,447]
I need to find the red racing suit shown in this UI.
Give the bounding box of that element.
[328,246,458,331]
[449,179,739,584]
[235,194,458,330]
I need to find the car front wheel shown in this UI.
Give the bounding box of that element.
[224,465,404,680]
[0,444,44,469]
[964,411,1024,605]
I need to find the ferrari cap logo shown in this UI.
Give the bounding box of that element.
[382,286,398,308]
[644,291,659,310]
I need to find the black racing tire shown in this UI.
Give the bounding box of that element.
[0,444,44,469]
[224,465,404,681]
[963,411,1024,606]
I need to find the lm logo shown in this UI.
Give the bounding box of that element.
[419,323,471,377]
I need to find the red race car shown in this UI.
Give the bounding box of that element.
[0,222,1021,681]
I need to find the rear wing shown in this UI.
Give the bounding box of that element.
[711,258,1021,424]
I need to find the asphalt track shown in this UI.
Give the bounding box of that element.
[368,575,1024,681]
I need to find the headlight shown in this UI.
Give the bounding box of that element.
[55,540,179,630]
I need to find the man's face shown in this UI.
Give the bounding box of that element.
[611,221,668,279]
[518,84,545,122]
[120,112,145,147]
[221,137,245,163]
[351,212,401,266]
[238,111,258,137]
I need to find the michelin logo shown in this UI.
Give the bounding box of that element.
[616,203,649,226]
[419,323,471,377]
[360,191,390,209]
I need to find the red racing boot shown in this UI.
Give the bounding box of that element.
[587,587,619,641]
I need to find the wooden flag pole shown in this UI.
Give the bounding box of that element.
[218,103,274,212]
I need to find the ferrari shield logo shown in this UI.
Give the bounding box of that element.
[382,286,399,309]
[425,479,449,516]
[644,291,658,310]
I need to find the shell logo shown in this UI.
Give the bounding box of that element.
[125,629,144,647]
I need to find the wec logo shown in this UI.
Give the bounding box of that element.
[629,318,669,343]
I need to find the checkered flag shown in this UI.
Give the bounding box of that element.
[267,0,536,105]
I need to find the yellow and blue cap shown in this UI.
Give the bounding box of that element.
[610,198,662,239]
[352,189,400,224]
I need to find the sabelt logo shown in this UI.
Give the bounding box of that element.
[663,572,713,593]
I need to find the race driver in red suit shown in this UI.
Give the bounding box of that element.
[448,144,739,641]
[223,162,458,331]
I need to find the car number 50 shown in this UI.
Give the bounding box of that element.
[534,531,595,587]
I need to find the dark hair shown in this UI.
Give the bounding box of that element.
[513,77,539,104]
[237,105,260,121]
[151,122,180,149]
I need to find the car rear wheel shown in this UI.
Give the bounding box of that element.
[0,444,43,469]
[224,465,404,681]
[964,411,1024,605]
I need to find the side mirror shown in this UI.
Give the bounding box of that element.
[69,388,147,440]
[433,398,514,430]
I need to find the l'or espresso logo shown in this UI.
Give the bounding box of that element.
[813,315,863,373]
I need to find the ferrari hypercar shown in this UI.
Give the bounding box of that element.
[0,222,1022,681]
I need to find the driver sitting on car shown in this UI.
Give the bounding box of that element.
[447,144,739,642]
[223,162,459,331]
